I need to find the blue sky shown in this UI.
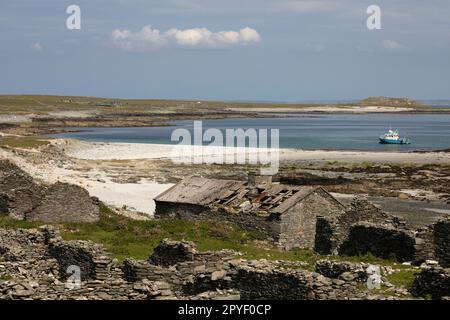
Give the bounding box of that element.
[1,0,450,101]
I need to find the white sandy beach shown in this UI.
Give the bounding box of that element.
[66,140,450,164]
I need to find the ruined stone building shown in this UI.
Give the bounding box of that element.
[315,198,450,265]
[0,160,99,223]
[154,176,346,250]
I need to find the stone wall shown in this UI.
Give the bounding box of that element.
[278,191,343,250]
[49,241,115,281]
[154,202,207,219]
[338,222,416,262]
[149,240,196,266]
[0,228,51,262]
[0,160,99,223]
[315,260,368,282]
[27,182,99,223]
[123,240,236,293]
[413,226,435,265]
[155,201,278,241]
[0,160,45,220]
[230,260,365,300]
[314,198,400,255]
[433,218,450,267]
[411,266,450,299]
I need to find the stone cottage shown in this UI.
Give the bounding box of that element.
[154,176,346,250]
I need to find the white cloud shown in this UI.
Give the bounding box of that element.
[110,25,261,51]
[31,42,44,53]
[382,40,409,52]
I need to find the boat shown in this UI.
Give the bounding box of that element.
[379,129,411,144]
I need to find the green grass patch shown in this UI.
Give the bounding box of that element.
[385,267,418,288]
[58,204,269,261]
[0,136,50,149]
[0,275,13,281]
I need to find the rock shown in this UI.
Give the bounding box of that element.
[339,272,357,282]
[398,193,410,200]
[211,270,227,281]
[13,289,34,297]
[133,283,149,292]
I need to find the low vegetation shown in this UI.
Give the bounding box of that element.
[0,136,50,149]
[0,94,434,115]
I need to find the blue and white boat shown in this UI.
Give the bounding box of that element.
[379,129,411,144]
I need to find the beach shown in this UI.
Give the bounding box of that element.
[66,140,450,164]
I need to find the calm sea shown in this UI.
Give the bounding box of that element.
[50,114,450,151]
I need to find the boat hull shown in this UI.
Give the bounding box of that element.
[379,138,410,144]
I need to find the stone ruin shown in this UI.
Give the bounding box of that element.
[27,182,100,223]
[0,159,99,223]
[148,240,196,267]
[1,226,450,300]
[0,160,44,220]
[314,198,450,265]
[411,266,450,300]
[338,222,416,262]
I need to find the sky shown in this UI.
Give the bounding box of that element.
[1,0,450,101]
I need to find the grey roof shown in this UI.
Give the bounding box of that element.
[154,177,245,206]
[155,177,343,214]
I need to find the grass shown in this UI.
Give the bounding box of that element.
[0,136,50,149]
[386,267,418,288]
[0,275,13,281]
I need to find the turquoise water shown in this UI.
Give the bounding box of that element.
[50,114,450,151]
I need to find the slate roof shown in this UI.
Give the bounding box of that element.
[155,177,344,215]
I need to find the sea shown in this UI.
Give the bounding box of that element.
[50,113,450,152]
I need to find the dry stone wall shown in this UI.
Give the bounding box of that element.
[0,160,45,220]
[338,222,416,262]
[155,202,278,241]
[0,160,99,223]
[433,218,450,267]
[27,183,99,223]
[411,266,450,299]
